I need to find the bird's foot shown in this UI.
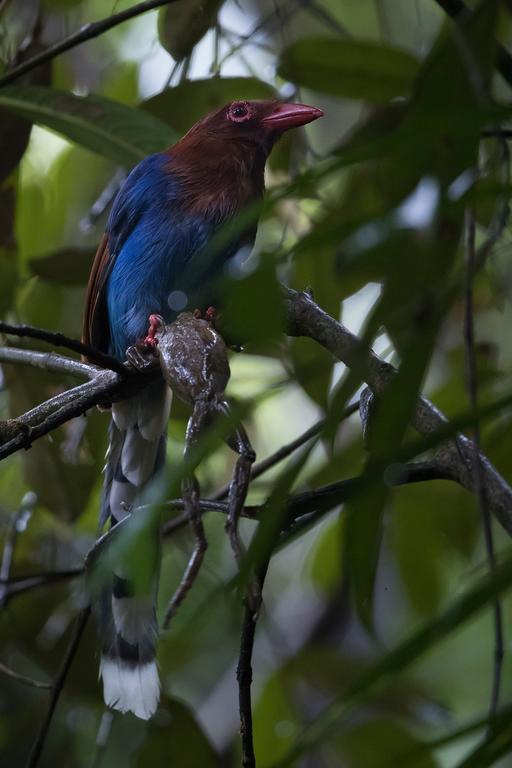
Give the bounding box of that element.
[126,315,165,372]
[143,313,165,349]
[193,306,217,326]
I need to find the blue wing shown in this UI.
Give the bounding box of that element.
[104,154,215,359]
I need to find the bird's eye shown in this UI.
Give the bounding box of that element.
[228,102,251,123]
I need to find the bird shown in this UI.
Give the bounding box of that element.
[82,98,323,720]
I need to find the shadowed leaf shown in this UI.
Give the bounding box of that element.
[0,85,177,167]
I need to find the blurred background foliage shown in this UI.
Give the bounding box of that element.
[1,0,512,766]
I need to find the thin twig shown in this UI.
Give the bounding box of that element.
[463,207,503,732]
[212,402,359,502]
[0,661,52,690]
[0,492,37,607]
[26,607,91,768]
[238,558,270,768]
[0,568,84,602]
[0,0,180,87]
[0,322,126,375]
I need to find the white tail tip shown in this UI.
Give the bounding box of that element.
[100,656,160,720]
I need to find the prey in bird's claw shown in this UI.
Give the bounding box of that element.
[146,312,260,623]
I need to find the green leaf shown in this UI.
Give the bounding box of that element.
[158,0,223,61]
[307,514,344,596]
[344,476,387,631]
[221,252,285,346]
[287,337,334,409]
[278,38,419,103]
[28,248,95,286]
[335,717,438,768]
[390,482,477,618]
[0,85,177,167]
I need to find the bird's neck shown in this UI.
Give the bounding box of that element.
[165,136,267,222]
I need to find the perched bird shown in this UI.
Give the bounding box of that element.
[82,99,323,719]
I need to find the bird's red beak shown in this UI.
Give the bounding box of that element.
[261,102,324,131]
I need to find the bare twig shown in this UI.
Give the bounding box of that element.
[26,607,91,768]
[0,322,126,375]
[0,458,478,616]
[0,661,52,690]
[162,472,208,628]
[0,0,180,87]
[238,558,270,768]
[464,207,503,731]
[0,492,37,607]
[212,402,359,502]
[0,568,84,602]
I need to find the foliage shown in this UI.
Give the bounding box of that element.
[1,1,512,767]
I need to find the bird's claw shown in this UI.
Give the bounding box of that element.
[126,315,165,371]
[143,313,165,349]
[193,306,217,326]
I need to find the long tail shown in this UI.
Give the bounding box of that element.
[98,378,171,720]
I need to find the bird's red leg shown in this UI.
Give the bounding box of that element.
[125,314,164,370]
[143,313,164,349]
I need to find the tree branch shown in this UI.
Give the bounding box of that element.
[0,0,180,88]
[0,322,126,375]
[464,207,503,730]
[211,405,358,502]
[26,607,91,768]
[0,661,52,690]
[283,287,512,536]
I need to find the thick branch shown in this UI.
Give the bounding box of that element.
[0,0,179,88]
[0,346,155,460]
[283,287,512,536]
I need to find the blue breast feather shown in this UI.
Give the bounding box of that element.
[106,154,221,359]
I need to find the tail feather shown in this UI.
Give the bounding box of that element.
[97,379,170,720]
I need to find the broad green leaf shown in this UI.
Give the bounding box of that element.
[28,248,95,286]
[287,336,334,409]
[390,482,478,618]
[307,514,344,596]
[221,252,285,345]
[278,38,419,103]
[0,85,177,167]
[0,179,18,313]
[158,0,223,61]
